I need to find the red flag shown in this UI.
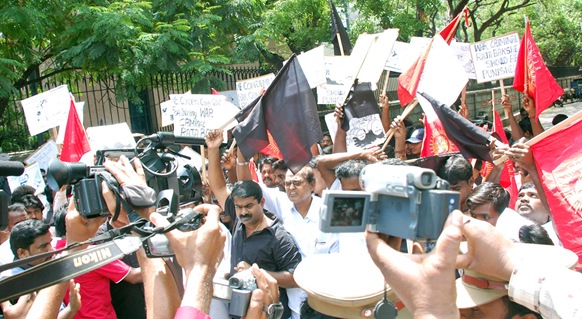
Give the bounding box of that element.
[397,42,430,106]
[513,21,564,121]
[60,98,90,162]
[261,131,283,159]
[211,88,220,95]
[493,110,519,208]
[529,111,582,266]
[439,7,470,44]
[420,113,459,157]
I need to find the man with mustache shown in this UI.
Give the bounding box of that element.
[258,157,277,188]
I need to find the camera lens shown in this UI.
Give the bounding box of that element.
[229,277,243,289]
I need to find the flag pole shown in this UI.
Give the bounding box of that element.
[382,70,391,94]
[336,32,346,56]
[380,99,419,151]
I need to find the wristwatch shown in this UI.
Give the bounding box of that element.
[264,302,284,319]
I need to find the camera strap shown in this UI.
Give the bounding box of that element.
[0,235,142,303]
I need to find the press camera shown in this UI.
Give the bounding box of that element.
[320,163,459,241]
[228,269,258,317]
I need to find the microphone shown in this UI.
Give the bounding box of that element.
[145,132,207,146]
[0,161,25,177]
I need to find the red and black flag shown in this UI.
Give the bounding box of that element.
[232,55,322,173]
[419,93,493,162]
[328,0,352,56]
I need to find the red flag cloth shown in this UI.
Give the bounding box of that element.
[420,113,459,157]
[260,130,283,159]
[397,45,429,106]
[60,98,90,162]
[493,110,519,208]
[512,21,564,121]
[211,88,220,95]
[232,55,323,173]
[438,7,469,44]
[530,113,582,266]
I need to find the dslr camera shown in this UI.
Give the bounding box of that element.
[320,163,459,241]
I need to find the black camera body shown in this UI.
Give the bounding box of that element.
[320,163,459,241]
[46,160,120,219]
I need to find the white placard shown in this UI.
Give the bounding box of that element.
[297,45,327,88]
[236,74,275,109]
[317,56,351,105]
[322,112,385,152]
[56,101,85,144]
[348,29,399,88]
[7,162,46,193]
[170,94,238,139]
[216,90,240,109]
[469,32,520,83]
[384,41,418,73]
[24,140,59,171]
[86,123,136,151]
[20,85,70,136]
[160,100,175,127]
[451,41,477,79]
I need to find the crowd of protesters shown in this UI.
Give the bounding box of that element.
[0,90,581,319]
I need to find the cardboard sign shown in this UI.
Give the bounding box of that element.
[317,56,351,105]
[384,41,418,73]
[21,85,71,136]
[170,94,238,138]
[451,41,477,80]
[215,90,240,109]
[470,32,520,83]
[86,123,136,151]
[25,140,59,171]
[236,74,275,109]
[323,112,385,152]
[348,29,398,89]
[297,45,327,88]
[160,100,175,127]
[7,162,46,193]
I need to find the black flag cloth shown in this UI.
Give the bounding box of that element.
[340,80,380,131]
[232,55,323,173]
[420,93,493,162]
[329,0,352,55]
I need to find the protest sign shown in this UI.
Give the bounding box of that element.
[469,32,520,83]
[86,122,136,151]
[236,74,275,109]
[348,29,398,89]
[160,100,175,127]
[21,85,71,136]
[25,140,59,171]
[56,101,85,144]
[7,162,45,193]
[297,45,327,88]
[323,111,385,152]
[317,56,351,105]
[170,94,238,138]
[451,41,477,79]
[384,41,417,73]
[216,90,240,109]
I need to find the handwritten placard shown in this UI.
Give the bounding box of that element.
[297,45,327,88]
[25,140,59,171]
[470,32,520,83]
[170,94,238,138]
[451,41,477,80]
[20,85,71,136]
[236,74,275,109]
[317,56,351,105]
[7,162,46,193]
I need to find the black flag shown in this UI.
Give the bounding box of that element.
[420,93,493,162]
[233,55,323,173]
[329,0,352,55]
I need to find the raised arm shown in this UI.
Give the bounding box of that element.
[205,130,231,209]
[502,94,525,141]
[522,94,545,136]
[332,103,347,153]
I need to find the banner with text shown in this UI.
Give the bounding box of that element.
[470,32,520,83]
[21,85,71,136]
[236,74,275,109]
[170,94,238,139]
[451,41,477,80]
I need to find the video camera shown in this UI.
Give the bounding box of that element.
[46,132,205,219]
[228,269,258,317]
[320,163,459,241]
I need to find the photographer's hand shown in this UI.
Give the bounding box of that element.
[366,211,463,319]
[102,156,155,226]
[150,204,226,314]
[242,264,280,319]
